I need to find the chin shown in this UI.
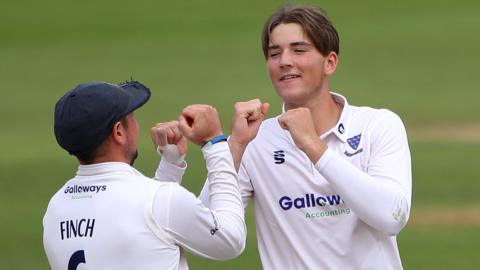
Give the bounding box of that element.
[278,91,305,106]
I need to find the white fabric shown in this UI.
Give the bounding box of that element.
[43,142,245,270]
[157,144,186,167]
[154,155,186,184]
[200,93,412,270]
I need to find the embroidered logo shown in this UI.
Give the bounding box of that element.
[344,134,363,157]
[274,150,285,164]
[347,134,361,150]
[338,123,345,134]
[209,210,219,235]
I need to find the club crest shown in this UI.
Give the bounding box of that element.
[347,134,361,150]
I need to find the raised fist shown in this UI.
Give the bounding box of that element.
[278,107,327,163]
[178,105,223,146]
[229,99,269,147]
[150,121,187,164]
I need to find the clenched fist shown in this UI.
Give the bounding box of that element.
[226,99,269,171]
[229,99,270,147]
[278,107,327,163]
[178,105,223,146]
[150,121,187,165]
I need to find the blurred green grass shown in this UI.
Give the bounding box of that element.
[1,0,479,269]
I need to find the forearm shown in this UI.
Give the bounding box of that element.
[199,139,249,208]
[153,157,186,184]
[202,142,244,219]
[199,163,253,210]
[164,201,245,260]
[227,137,248,172]
[164,142,245,260]
[316,149,411,235]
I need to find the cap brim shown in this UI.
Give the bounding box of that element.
[119,81,151,117]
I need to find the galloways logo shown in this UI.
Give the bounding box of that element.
[279,193,351,219]
[64,185,107,199]
[64,185,107,194]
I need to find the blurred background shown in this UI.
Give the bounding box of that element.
[1,0,479,269]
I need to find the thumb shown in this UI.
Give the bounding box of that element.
[277,116,288,130]
[178,115,193,138]
[261,103,270,117]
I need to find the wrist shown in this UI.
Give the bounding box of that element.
[157,145,186,166]
[228,135,248,149]
[202,134,228,148]
[301,139,327,164]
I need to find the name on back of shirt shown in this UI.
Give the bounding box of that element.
[60,218,95,240]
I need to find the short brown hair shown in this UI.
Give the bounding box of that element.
[261,5,340,58]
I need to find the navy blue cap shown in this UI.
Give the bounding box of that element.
[54,80,151,154]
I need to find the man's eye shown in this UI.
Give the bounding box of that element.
[294,48,306,53]
[269,52,280,58]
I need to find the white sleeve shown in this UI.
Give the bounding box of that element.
[153,157,187,184]
[199,149,254,210]
[237,162,254,208]
[153,142,246,260]
[315,111,412,235]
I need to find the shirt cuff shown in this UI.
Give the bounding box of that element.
[201,140,229,159]
[154,157,187,183]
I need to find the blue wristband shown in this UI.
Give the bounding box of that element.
[202,134,228,148]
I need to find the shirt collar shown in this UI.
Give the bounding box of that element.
[280,92,351,143]
[76,162,143,177]
[324,92,350,143]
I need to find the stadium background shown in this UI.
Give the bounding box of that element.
[1,0,479,269]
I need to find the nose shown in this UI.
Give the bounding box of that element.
[279,51,293,68]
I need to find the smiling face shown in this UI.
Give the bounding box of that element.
[267,23,337,108]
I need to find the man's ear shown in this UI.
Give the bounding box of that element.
[324,51,338,76]
[111,121,127,145]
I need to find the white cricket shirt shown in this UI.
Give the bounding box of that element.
[43,142,245,270]
[200,93,412,269]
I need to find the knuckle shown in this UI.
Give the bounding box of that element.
[252,99,261,106]
[199,105,208,112]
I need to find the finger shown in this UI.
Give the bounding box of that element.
[181,107,195,127]
[178,115,193,138]
[246,111,260,121]
[150,126,159,147]
[157,128,169,146]
[246,101,269,122]
[172,124,184,143]
[245,103,263,121]
[278,116,289,130]
[261,102,270,116]
[157,121,176,129]
[181,105,199,121]
[169,120,179,128]
[166,128,176,144]
[247,99,261,113]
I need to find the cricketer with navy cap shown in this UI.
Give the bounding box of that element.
[43,80,262,269]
